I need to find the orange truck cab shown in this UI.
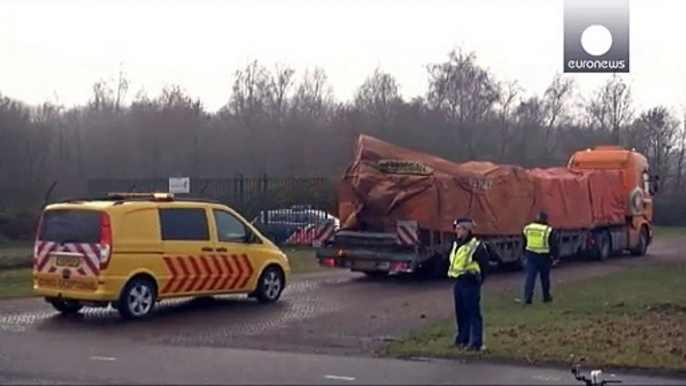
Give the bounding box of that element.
[567,145,658,254]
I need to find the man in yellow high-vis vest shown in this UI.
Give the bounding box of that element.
[522,211,556,305]
[447,217,490,351]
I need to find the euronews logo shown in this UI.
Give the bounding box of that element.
[564,0,630,73]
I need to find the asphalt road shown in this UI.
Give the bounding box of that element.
[0,237,685,384]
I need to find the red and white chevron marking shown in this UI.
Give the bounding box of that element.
[161,254,255,295]
[312,222,336,247]
[33,240,105,277]
[285,224,318,245]
[396,220,419,245]
[315,222,335,243]
[285,222,336,247]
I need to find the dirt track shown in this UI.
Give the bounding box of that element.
[0,236,684,358]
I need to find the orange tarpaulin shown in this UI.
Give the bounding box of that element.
[339,135,626,236]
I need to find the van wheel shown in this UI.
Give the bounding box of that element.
[117,277,156,320]
[49,298,83,315]
[255,266,284,304]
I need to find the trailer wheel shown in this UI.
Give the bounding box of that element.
[630,226,649,256]
[594,231,611,261]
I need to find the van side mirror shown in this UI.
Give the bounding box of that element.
[244,229,259,244]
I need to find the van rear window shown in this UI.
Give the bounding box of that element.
[39,209,102,243]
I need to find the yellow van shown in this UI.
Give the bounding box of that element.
[32,193,291,320]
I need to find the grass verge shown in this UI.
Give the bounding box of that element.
[0,268,33,299]
[653,226,686,239]
[282,246,329,274]
[387,261,686,373]
[0,246,32,270]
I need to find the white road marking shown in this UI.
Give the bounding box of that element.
[532,375,563,382]
[90,356,117,361]
[324,374,356,381]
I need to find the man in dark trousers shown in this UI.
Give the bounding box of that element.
[447,217,490,351]
[522,211,556,304]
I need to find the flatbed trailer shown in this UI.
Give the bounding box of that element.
[316,143,658,278]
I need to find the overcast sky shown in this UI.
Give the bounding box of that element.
[1,0,684,116]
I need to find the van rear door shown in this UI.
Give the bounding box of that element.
[34,209,108,291]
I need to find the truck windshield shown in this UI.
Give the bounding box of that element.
[38,209,101,243]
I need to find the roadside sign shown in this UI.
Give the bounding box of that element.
[168,177,190,194]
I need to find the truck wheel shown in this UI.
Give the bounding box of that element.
[594,231,611,261]
[117,276,157,320]
[48,298,83,315]
[630,227,649,256]
[255,266,285,304]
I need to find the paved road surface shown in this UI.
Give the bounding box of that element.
[0,328,684,385]
[0,237,684,384]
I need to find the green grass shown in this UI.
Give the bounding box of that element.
[653,226,686,239]
[0,268,33,299]
[0,241,32,249]
[0,245,32,270]
[282,246,328,274]
[387,261,686,372]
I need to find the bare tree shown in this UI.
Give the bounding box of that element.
[586,74,633,143]
[542,75,575,132]
[89,80,114,112]
[353,67,402,128]
[495,80,522,157]
[4,52,686,232]
[114,68,130,114]
[627,106,680,181]
[674,114,686,191]
[513,96,545,166]
[291,67,334,124]
[426,48,500,157]
[269,64,295,122]
[228,60,273,126]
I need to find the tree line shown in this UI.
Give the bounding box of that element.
[1,47,685,230]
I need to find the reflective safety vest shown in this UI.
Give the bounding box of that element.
[447,237,482,278]
[523,222,552,254]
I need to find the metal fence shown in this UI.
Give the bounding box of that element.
[87,176,340,246]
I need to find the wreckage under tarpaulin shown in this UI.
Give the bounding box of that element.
[337,134,626,237]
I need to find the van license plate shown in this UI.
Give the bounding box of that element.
[55,256,80,268]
